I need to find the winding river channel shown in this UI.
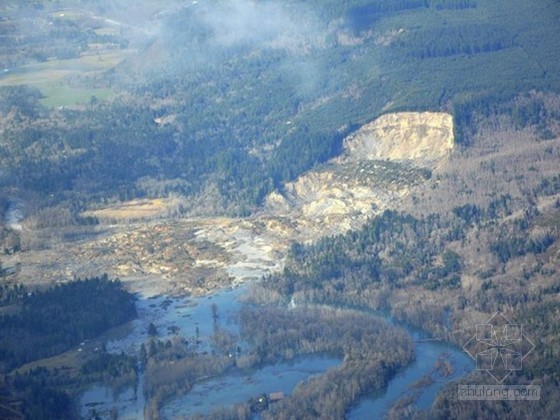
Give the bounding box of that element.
[79,281,474,419]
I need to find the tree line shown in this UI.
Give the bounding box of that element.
[0,275,136,372]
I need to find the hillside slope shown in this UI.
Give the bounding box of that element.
[254,93,560,418]
[1,0,560,216]
[3,111,454,293]
[266,111,454,236]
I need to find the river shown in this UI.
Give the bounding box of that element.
[348,337,473,418]
[80,285,341,419]
[161,355,341,419]
[78,282,473,419]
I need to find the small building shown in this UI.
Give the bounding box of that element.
[269,392,285,402]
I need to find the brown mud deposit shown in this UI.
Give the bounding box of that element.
[5,112,454,296]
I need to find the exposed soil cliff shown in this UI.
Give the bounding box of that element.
[264,111,454,237]
[5,112,454,295]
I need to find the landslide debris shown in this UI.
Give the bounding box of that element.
[6,112,454,295]
[265,112,454,237]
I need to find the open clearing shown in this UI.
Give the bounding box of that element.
[81,198,181,221]
[0,51,130,107]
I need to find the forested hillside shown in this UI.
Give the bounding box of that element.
[0,276,136,372]
[0,1,559,418]
[250,97,560,417]
[1,0,560,218]
[0,276,137,419]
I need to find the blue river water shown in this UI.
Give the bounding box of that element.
[348,339,473,418]
[79,285,474,419]
[161,356,340,419]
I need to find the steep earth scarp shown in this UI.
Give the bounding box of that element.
[6,112,454,294]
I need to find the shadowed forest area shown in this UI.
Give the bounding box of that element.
[0,277,136,419]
